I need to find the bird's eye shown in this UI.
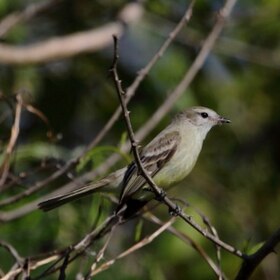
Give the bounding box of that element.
[200,112,208,118]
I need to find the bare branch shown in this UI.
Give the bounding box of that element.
[0,3,143,64]
[146,213,227,279]
[0,24,122,64]
[0,240,23,266]
[136,0,238,141]
[22,259,30,280]
[1,214,120,279]
[84,0,195,153]
[90,217,176,277]
[0,0,58,38]
[146,14,280,70]
[110,33,243,258]
[0,94,23,188]
[58,253,70,280]
[84,227,116,279]
[202,216,223,280]
[0,159,77,206]
[1,255,59,280]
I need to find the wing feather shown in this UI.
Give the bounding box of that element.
[119,131,181,203]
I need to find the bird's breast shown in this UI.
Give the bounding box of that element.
[154,128,203,187]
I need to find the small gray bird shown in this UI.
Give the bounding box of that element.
[39,106,230,217]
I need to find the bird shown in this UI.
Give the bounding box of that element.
[38,106,230,217]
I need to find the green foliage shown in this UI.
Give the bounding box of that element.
[134,219,144,242]
[77,141,131,173]
[244,240,265,256]
[0,0,280,279]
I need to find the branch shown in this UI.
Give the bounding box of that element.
[0,3,143,64]
[146,14,280,70]
[235,227,280,280]
[110,35,243,258]
[0,158,77,206]
[0,2,195,219]
[0,94,23,188]
[1,255,59,280]
[136,0,238,141]
[202,215,223,280]
[85,226,116,278]
[1,213,120,279]
[90,217,176,277]
[0,240,24,266]
[145,213,227,279]
[84,0,195,153]
[0,0,58,38]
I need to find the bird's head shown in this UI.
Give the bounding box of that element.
[177,106,231,138]
[186,106,230,126]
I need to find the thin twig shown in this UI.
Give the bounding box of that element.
[168,196,226,278]
[0,94,23,188]
[136,0,238,141]
[145,213,227,279]
[22,258,30,280]
[0,0,58,38]
[1,255,59,280]
[33,216,121,279]
[202,216,223,280]
[3,215,120,280]
[145,12,280,70]
[73,214,120,252]
[0,240,24,266]
[58,252,70,280]
[0,158,78,206]
[85,226,116,279]
[84,0,195,154]
[91,217,176,276]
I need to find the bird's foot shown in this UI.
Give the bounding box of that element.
[144,187,166,201]
[169,204,181,216]
[155,188,166,202]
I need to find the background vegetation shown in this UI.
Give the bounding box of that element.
[0,0,279,279]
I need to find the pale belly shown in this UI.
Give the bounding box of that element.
[153,140,202,187]
[133,127,204,201]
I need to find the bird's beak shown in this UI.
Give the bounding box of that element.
[217,116,231,125]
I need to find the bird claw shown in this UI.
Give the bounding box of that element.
[144,187,166,201]
[169,204,181,216]
[152,188,166,202]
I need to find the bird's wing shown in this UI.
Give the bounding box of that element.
[119,131,181,203]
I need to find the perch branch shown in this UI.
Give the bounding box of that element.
[110,34,244,258]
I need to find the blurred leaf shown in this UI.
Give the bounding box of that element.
[76,145,131,173]
[134,219,144,242]
[118,130,128,148]
[0,142,68,165]
[246,241,265,255]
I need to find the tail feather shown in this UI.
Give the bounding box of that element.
[38,181,105,211]
[38,168,126,211]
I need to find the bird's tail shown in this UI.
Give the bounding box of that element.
[38,168,126,211]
